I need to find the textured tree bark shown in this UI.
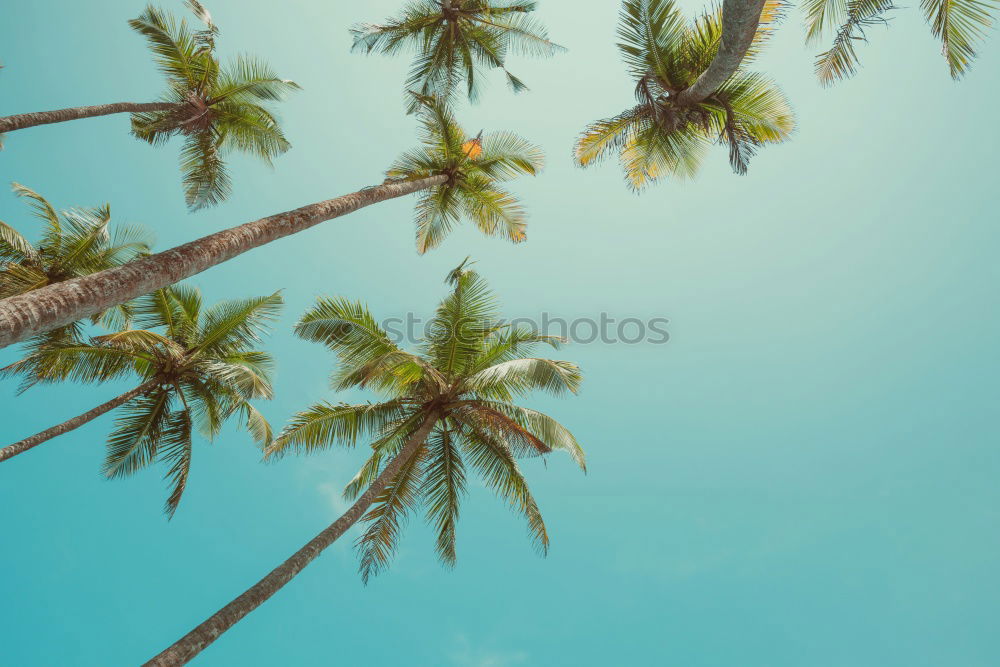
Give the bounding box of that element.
[143,411,440,666]
[0,379,158,463]
[0,102,177,133]
[674,0,767,106]
[0,175,448,350]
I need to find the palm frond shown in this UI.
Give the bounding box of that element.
[103,389,173,479]
[194,291,282,355]
[0,217,38,262]
[267,401,411,458]
[421,425,466,566]
[921,0,997,77]
[356,441,427,583]
[814,0,896,86]
[158,408,194,518]
[456,418,548,554]
[617,0,686,83]
[180,131,231,211]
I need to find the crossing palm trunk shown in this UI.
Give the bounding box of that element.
[143,411,440,666]
[675,0,768,105]
[0,175,448,350]
[0,379,159,463]
[0,102,178,134]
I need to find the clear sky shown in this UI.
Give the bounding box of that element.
[2,1,999,665]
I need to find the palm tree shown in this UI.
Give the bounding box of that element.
[0,183,153,348]
[0,285,278,516]
[574,0,793,189]
[807,0,997,84]
[0,97,543,350]
[0,1,300,210]
[351,0,564,110]
[142,261,585,666]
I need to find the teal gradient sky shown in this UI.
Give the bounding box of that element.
[2,1,999,665]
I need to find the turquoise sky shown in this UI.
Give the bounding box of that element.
[2,1,999,665]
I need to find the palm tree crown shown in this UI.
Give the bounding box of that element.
[575,0,794,189]
[389,95,544,252]
[0,183,152,343]
[267,260,585,582]
[351,1,564,109]
[128,1,300,209]
[3,285,280,516]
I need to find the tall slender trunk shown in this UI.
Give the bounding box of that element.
[143,411,440,666]
[0,379,158,463]
[0,175,448,350]
[675,0,768,106]
[0,102,177,134]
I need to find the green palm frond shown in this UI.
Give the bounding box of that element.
[129,4,203,87]
[0,217,37,262]
[11,183,61,248]
[575,108,645,168]
[456,417,548,553]
[814,0,896,85]
[478,400,586,471]
[268,401,412,458]
[424,267,501,378]
[617,0,686,84]
[203,349,275,398]
[922,0,997,77]
[212,56,300,102]
[238,400,273,447]
[456,176,527,244]
[805,0,850,43]
[103,389,174,479]
[342,413,430,501]
[422,425,466,566]
[194,291,283,355]
[356,441,427,583]
[475,130,545,180]
[179,131,231,210]
[158,408,194,518]
[463,357,582,397]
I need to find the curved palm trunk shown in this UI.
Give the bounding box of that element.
[0,379,158,463]
[0,175,448,350]
[0,102,177,134]
[675,0,767,105]
[143,412,440,666]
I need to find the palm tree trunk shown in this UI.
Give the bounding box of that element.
[0,379,158,463]
[143,411,440,666]
[0,175,448,350]
[0,102,178,133]
[675,0,767,105]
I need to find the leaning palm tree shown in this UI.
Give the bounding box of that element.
[0,1,299,210]
[351,0,564,110]
[143,261,585,666]
[574,0,793,189]
[0,285,278,516]
[0,183,153,349]
[807,0,997,84]
[0,96,543,349]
